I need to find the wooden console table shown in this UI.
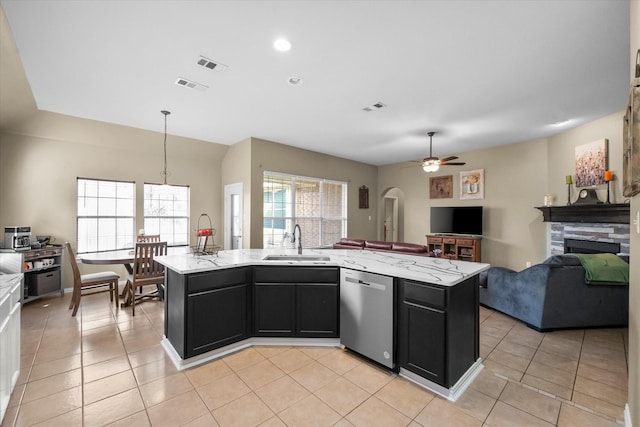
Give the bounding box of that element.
[426,235,482,262]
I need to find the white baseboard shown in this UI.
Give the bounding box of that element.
[400,359,484,402]
[161,336,340,371]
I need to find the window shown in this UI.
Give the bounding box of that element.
[143,183,190,246]
[263,172,347,248]
[77,178,135,253]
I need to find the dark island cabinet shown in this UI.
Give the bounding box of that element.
[398,276,479,388]
[165,267,251,359]
[253,267,339,338]
[296,283,339,337]
[254,284,295,336]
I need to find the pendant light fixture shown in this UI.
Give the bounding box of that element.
[160,110,171,185]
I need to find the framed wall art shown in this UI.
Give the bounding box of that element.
[460,169,484,200]
[359,185,369,209]
[429,175,453,199]
[623,84,640,197]
[575,139,608,187]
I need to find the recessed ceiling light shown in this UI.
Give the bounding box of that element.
[274,38,292,52]
[288,77,303,86]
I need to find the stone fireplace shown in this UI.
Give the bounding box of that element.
[536,204,631,256]
[549,222,630,255]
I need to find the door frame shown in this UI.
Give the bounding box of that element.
[384,196,398,242]
[224,182,243,250]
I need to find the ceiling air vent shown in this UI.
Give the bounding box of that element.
[362,102,387,112]
[175,77,209,92]
[196,56,228,72]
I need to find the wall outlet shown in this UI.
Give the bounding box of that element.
[525,261,532,268]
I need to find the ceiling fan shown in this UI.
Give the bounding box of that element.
[417,131,466,172]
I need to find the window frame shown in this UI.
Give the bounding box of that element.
[143,182,190,247]
[76,177,136,254]
[262,171,348,249]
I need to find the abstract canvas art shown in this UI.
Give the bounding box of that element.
[575,139,608,187]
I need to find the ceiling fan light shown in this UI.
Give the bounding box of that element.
[422,161,440,173]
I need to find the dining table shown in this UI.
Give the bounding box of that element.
[79,246,190,307]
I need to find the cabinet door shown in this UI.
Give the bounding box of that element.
[254,284,295,336]
[400,301,446,386]
[0,314,9,421]
[186,283,249,357]
[296,283,338,337]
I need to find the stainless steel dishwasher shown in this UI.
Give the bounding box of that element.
[340,269,395,369]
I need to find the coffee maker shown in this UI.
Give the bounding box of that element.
[4,226,32,251]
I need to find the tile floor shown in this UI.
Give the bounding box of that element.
[0,289,629,426]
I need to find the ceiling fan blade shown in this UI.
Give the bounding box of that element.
[441,162,466,166]
[440,156,458,162]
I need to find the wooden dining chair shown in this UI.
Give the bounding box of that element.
[129,241,167,316]
[65,242,120,317]
[135,235,161,294]
[137,234,161,243]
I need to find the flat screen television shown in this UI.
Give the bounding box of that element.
[430,206,483,236]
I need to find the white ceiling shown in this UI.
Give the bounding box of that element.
[0,0,630,166]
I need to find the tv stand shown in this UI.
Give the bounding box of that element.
[426,234,482,262]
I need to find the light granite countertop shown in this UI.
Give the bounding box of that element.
[156,248,490,286]
[0,273,22,295]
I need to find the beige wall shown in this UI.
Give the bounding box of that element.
[628,1,639,425]
[547,112,625,207]
[378,137,549,266]
[378,111,625,271]
[249,138,379,249]
[221,137,253,249]
[0,7,36,128]
[0,111,228,285]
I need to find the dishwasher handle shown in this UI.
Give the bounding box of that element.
[343,275,387,291]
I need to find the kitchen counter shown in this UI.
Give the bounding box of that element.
[157,249,489,401]
[156,248,489,286]
[0,273,22,302]
[0,273,21,423]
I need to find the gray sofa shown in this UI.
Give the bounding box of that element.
[479,254,629,331]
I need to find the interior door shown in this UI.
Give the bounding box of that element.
[384,196,398,242]
[224,183,243,250]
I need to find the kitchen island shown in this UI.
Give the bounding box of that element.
[0,274,21,423]
[156,248,489,401]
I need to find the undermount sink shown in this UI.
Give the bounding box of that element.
[262,255,331,262]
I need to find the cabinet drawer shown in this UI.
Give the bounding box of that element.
[443,238,456,244]
[403,280,446,308]
[456,239,474,246]
[24,247,62,261]
[428,237,442,243]
[187,268,247,294]
[253,267,338,284]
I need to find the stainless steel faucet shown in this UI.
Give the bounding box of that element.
[292,224,302,254]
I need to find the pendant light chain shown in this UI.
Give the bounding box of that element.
[161,110,171,185]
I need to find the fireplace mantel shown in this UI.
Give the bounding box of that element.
[535,203,630,224]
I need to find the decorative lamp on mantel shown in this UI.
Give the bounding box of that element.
[604,170,613,204]
[565,175,572,205]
